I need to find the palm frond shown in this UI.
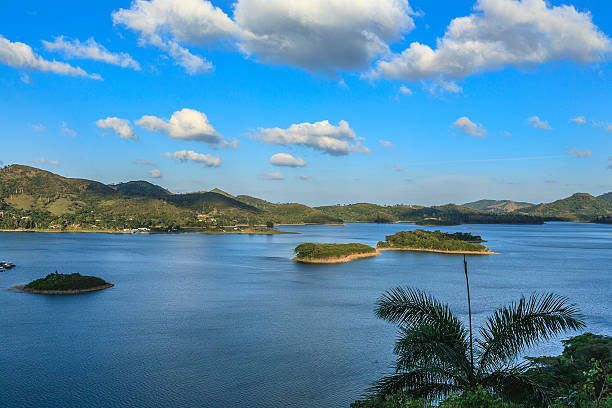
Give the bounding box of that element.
[370,367,464,400]
[394,323,471,384]
[481,361,550,405]
[375,287,465,332]
[476,293,585,372]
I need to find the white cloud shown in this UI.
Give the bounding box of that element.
[262,171,284,180]
[253,120,369,156]
[148,169,162,178]
[162,150,221,167]
[453,116,487,137]
[269,153,306,167]
[133,158,156,166]
[423,79,463,96]
[136,108,233,147]
[29,123,45,132]
[527,116,552,130]
[96,117,139,140]
[33,157,59,166]
[568,148,592,158]
[398,85,413,95]
[570,116,586,125]
[0,34,101,79]
[42,37,141,70]
[61,121,77,137]
[379,140,394,148]
[112,0,238,74]
[234,0,415,73]
[112,0,415,74]
[371,0,611,82]
[297,174,310,180]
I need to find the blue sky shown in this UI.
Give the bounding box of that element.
[0,0,611,206]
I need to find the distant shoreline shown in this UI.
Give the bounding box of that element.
[0,228,297,235]
[378,247,497,255]
[11,283,115,295]
[293,251,380,264]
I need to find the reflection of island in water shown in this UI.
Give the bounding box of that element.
[293,243,379,264]
[15,272,114,295]
[377,229,496,255]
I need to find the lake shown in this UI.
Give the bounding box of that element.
[0,222,610,407]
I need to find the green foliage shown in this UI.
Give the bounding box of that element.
[377,230,490,252]
[521,193,612,221]
[463,200,534,213]
[25,272,109,291]
[368,279,584,405]
[294,242,376,260]
[266,220,274,228]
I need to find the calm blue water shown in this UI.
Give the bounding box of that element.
[0,223,610,408]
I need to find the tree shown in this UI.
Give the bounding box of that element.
[371,258,585,405]
[266,220,274,229]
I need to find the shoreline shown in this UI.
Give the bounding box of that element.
[293,251,380,264]
[378,247,497,255]
[0,228,297,235]
[10,283,115,295]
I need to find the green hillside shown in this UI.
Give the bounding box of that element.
[520,193,612,221]
[598,191,612,201]
[463,199,534,212]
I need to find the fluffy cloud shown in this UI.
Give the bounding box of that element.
[568,149,592,158]
[112,0,239,74]
[453,116,487,137]
[570,116,586,125]
[148,169,162,178]
[0,34,101,79]
[61,121,77,137]
[162,150,221,167]
[253,120,369,156]
[96,117,139,140]
[269,153,306,167]
[262,171,284,180]
[112,0,415,74]
[136,108,234,148]
[42,37,140,70]
[33,158,59,166]
[398,85,413,95]
[371,0,611,82]
[527,116,552,130]
[234,0,415,73]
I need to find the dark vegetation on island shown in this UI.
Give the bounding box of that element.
[352,260,611,408]
[1,165,611,232]
[23,272,111,292]
[377,230,491,253]
[294,243,377,261]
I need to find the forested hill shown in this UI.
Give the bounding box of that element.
[462,199,534,212]
[0,165,609,231]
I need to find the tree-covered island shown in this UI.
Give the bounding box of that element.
[377,229,494,254]
[17,272,114,294]
[293,243,379,264]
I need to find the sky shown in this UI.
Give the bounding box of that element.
[0,0,611,206]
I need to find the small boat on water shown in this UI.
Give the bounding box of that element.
[0,262,15,269]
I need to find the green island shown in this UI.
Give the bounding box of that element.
[17,272,114,294]
[377,229,494,254]
[293,243,379,264]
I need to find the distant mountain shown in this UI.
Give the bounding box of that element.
[0,164,607,231]
[463,199,534,212]
[598,192,612,201]
[520,193,612,221]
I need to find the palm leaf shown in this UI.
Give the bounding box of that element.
[370,367,464,399]
[481,361,550,405]
[477,293,585,372]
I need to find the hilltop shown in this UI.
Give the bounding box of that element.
[463,199,534,212]
[0,164,609,231]
[519,193,612,221]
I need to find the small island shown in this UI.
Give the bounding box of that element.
[293,243,379,264]
[377,229,495,254]
[16,272,114,294]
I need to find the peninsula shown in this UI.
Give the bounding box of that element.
[293,243,379,264]
[16,272,114,294]
[377,229,495,255]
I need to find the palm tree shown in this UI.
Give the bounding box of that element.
[371,258,585,404]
